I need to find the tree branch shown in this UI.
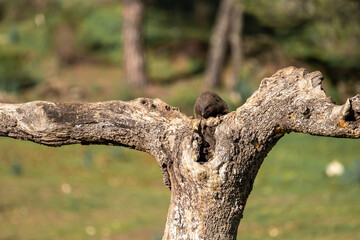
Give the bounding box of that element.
[235,67,359,140]
[0,98,189,188]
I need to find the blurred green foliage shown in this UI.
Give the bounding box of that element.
[78,6,123,62]
[0,0,358,97]
[244,0,360,86]
[0,49,39,93]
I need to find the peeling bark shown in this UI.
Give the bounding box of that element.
[0,67,359,239]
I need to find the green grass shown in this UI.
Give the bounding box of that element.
[0,140,169,240]
[0,133,359,239]
[239,133,360,240]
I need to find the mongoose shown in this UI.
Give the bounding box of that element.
[194,91,229,118]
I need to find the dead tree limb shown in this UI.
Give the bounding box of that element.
[0,67,359,239]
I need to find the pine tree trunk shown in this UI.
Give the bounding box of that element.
[228,2,243,97]
[122,0,147,87]
[205,0,234,88]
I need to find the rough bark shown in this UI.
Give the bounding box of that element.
[122,0,147,87]
[205,0,234,88]
[1,67,359,239]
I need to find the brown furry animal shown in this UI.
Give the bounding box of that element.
[194,91,229,118]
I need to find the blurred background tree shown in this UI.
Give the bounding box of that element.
[0,0,359,239]
[0,0,358,105]
[205,0,244,103]
[122,0,147,87]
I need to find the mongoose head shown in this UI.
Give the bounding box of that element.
[194,91,229,118]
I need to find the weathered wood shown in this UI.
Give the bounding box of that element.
[0,98,187,188]
[0,67,359,239]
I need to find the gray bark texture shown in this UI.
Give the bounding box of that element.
[1,67,359,239]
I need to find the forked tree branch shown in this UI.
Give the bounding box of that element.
[0,98,189,188]
[235,67,359,139]
[0,67,359,240]
[1,68,357,151]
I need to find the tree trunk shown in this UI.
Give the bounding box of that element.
[54,24,79,66]
[205,0,234,88]
[228,1,243,101]
[1,67,359,239]
[122,0,147,87]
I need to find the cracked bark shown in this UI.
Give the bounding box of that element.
[0,67,359,239]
